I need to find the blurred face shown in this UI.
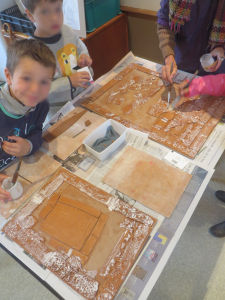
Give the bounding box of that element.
[5,57,53,107]
[28,0,63,37]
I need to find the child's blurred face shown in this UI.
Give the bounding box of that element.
[5,57,53,107]
[29,0,63,37]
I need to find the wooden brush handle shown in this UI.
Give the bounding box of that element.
[12,158,22,185]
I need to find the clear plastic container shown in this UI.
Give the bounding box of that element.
[200,54,217,72]
[83,119,127,160]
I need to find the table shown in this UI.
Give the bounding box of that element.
[1,53,225,300]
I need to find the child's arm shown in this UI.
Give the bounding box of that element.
[3,102,49,157]
[181,74,225,98]
[78,54,92,68]
[3,137,31,157]
[23,102,49,155]
[76,38,91,62]
[75,36,93,74]
[69,72,90,88]
[48,77,74,103]
[0,174,12,201]
[47,72,90,104]
[61,37,93,92]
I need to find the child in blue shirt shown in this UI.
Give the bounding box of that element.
[0,39,56,201]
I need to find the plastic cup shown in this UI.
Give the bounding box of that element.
[200,54,217,72]
[2,177,23,200]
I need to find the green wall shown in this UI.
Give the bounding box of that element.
[127,14,163,64]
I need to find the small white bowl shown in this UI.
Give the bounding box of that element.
[83,119,127,160]
[2,177,23,200]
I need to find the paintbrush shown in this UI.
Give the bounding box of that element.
[167,62,174,109]
[11,157,23,185]
[172,69,199,109]
[9,109,32,186]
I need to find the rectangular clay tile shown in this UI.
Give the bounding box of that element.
[81,235,97,256]
[59,196,101,218]
[48,238,70,253]
[47,193,60,207]
[91,214,108,238]
[39,204,53,220]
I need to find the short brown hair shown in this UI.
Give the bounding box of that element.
[6,39,56,75]
[22,0,63,13]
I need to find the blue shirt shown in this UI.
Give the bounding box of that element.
[0,93,49,171]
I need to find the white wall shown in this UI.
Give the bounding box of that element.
[0,0,16,11]
[120,0,161,11]
[0,0,87,81]
[0,0,15,81]
[0,33,7,81]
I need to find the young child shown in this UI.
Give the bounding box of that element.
[178,73,225,238]
[0,39,56,201]
[22,0,93,104]
[180,74,225,98]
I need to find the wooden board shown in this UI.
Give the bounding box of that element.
[3,167,156,299]
[43,107,86,142]
[82,63,225,158]
[103,146,192,217]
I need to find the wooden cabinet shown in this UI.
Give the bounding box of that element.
[1,13,130,79]
[84,13,129,79]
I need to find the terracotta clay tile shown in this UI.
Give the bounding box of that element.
[91,213,108,238]
[103,146,191,217]
[82,63,225,158]
[72,249,88,265]
[48,238,70,253]
[3,167,157,300]
[81,234,98,256]
[40,202,98,250]
[47,193,60,207]
[59,195,101,218]
[39,204,53,220]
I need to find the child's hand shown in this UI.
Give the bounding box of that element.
[3,136,31,157]
[0,174,12,201]
[173,79,190,107]
[78,54,92,67]
[209,47,225,72]
[179,79,190,97]
[69,71,90,88]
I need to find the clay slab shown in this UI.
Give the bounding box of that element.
[3,167,156,299]
[103,146,192,217]
[82,63,225,158]
[43,107,86,142]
